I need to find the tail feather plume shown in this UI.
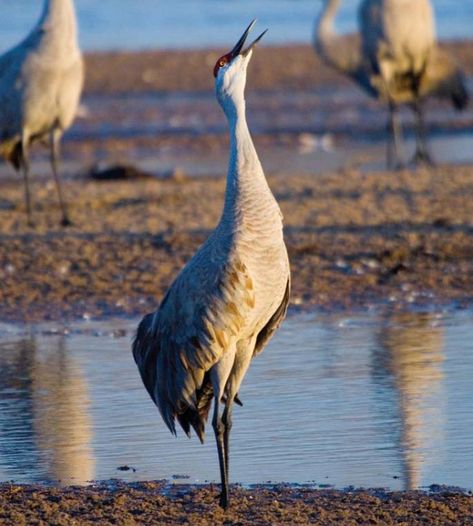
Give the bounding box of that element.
[450,72,469,111]
[176,378,213,443]
[0,139,22,170]
[421,47,469,110]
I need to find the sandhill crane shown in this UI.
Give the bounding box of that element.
[315,0,468,168]
[133,21,290,509]
[0,0,83,226]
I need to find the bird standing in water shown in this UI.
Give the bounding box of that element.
[0,0,83,226]
[315,0,468,168]
[133,21,291,509]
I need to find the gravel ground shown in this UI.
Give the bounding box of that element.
[1,483,472,526]
[0,165,472,322]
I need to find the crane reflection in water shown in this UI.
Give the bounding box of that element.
[0,335,95,485]
[373,312,446,490]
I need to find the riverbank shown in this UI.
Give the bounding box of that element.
[0,41,471,323]
[0,483,471,526]
[0,165,472,322]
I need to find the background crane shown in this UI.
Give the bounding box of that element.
[315,0,468,168]
[133,21,290,510]
[0,0,83,226]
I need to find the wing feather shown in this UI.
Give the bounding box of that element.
[254,276,291,357]
[133,252,255,440]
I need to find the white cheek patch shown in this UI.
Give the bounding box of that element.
[217,63,235,94]
[223,69,233,91]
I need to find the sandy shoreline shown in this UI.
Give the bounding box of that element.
[1,483,472,525]
[0,165,472,323]
[0,44,471,323]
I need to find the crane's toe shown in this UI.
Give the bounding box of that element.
[60,216,74,228]
[388,159,406,172]
[219,492,229,510]
[221,394,243,406]
[411,149,435,168]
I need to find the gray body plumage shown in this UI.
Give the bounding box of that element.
[133,23,290,507]
[360,0,435,80]
[0,0,83,224]
[315,0,469,166]
[134,207,290,439]
[358,0,467,107]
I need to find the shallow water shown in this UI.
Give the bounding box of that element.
[59,87,473,174]
[0,0,471,52]
[0,310,472,490]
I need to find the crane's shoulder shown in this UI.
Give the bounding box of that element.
[0,32,42,79]
[0,39,83,103]
[132,254,257,430]
[133,252,256,374]
[161,252,255,341]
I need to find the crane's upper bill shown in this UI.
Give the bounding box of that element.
[213,20,268,78]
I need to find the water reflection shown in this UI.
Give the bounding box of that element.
[375,313,445,489]
[0,336,94,485]
[0,313,471,488]
[0,337,39,480]
[31,336,95,485]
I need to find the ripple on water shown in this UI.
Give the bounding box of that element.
[0,311,472,490]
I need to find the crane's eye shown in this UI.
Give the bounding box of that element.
[213,55,230,77]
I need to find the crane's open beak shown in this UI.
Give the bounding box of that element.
[230,19,268,59]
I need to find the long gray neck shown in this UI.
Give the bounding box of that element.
[316,0,341,42]
[35,0,80,56]
[315,0,345,69]
[220,99,279,230]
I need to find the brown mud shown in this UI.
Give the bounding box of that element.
[0,483,472,526]
[84,41,473,94]
[0,165,472,322]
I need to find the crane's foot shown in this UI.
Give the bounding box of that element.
[387,160,406,172]
[222,394,243,406]
[60,216,74,227]
[386,151,406,171]
[219,491,229,510]
[411,149,435,168]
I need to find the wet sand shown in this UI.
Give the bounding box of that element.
[0,45,472,322]
[65,41,473,166]
[0,165,472,322]
[1,483,472,526]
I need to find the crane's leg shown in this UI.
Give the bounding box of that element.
[387,103,405,170]
[50,128,72,227]
[412,100,434,166]
[212,397,229,509]
[20,134,34,228]
[222,400,234,490]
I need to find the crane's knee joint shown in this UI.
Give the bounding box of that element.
[212,418,225,437]
[222,412,233,431]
